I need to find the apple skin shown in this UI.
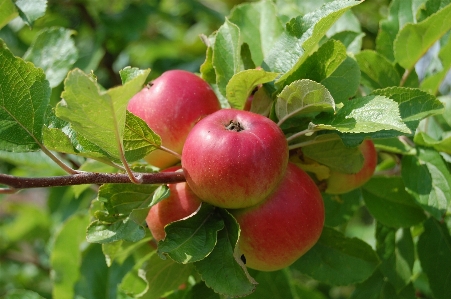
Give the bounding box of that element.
[231,163,325,271]
[127,70,221,169]
[325,139,377,194]
[146,166,202,241]
[182,109,289,209]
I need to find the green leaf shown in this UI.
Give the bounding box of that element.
[56,68,149,161]
[0,0,18,29]
[313,95,411,134]
[228,0,284,67]
[394,3,451,71]
[226,69,279,110]
[183,282,220,299]
[402,148,451,220]
[15,0,47,27]
[244,270,294,299]
[376,0,424,61]
[129,184,170,227]
[282,39,360,103]
[265,0,362,86]
[420,33,451,95]
[51,213,90,299]
[123,111,161,162]
[23,27,78,88]
[194,209,257,297]
[302,138,364,173]
[323,189,362,227]
[276,79,335,126]
[0,39,51,152]
[375,224,415,292]
[213,19,243,98]
[140,253,194,299]
[371,87,444,122]
[362,177,426,228]
[86,217,146,244]
[417,218,451,299]
[158,204,224,264]
[329,30,365,54]
[355,50,401,90]
[292,227,380,285]
[3,290,46,299]
[414,131,451,154]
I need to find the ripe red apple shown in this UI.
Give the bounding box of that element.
[325,139,377,194]
[146,166,202,241]
[182,109,289,209]
[231,163,325,271]
[127,70,221,169]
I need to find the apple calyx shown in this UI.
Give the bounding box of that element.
[225,120,245,132]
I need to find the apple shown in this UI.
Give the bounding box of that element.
[182,109,289,209]
[231,163,325,271]
[146,166,202,241]
[127,70,221,169]
[325,139,377,194]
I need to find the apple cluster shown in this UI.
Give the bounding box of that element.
[127,70,376,272]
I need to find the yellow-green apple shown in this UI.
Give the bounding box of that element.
[231,163,324,271]
[146,166,202,241]
[325,139,377,194]
[182,109,289,209]
[127,70,221,169]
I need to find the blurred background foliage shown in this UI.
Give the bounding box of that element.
[0,0,391,298]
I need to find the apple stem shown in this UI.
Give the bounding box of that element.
[159,146,182,159]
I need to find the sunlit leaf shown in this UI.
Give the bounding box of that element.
[0,0,18,29]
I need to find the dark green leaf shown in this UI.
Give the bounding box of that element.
[329,30,365,54]
[245,270,294,299]
[323,189,362,227]
[158,204,224,264]
[363,177,426,228]
[23,27,78,88]
[194,209,257,297]
[183,282,220,299]
[292,227,380,285]
[0,39,50,152]
[417,218,451,299]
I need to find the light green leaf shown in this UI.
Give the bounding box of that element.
[15,0,47,27]
[226,69,279,109]
[23,27,76,88]
[56,68,149,161]
[292,227,380,285]
[51,213,90,299]
[0,39,51,152]
[123,111,161,162]
[313,95,411,134]
[86,217,146,244]
[402,148,451,220]
[417,218,451,299]
[265,0,362,85]
[194,209,257,297]
[420,33,451,95]
[276,79,335,126]
[394,3,451,70]
[355,50,401,89]
[158,204,224,264]
[213,19,243,98]
[4,290,46,299]
[329,30,365,54]
[376,0,425,61]
[363,177,426,228]
[0,0,18,29]
[414,132,451,154]
[228,0,284,66]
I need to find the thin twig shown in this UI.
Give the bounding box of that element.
[0,171,186,191]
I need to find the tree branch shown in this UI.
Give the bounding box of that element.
[0,171,186,193]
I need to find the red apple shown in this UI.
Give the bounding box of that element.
[325,139,377,194]
[182,109,289,209]
[146,166,202,241]
[232,163,324,271]
[127,70,221,169]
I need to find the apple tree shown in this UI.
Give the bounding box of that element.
[1,0,451,298]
